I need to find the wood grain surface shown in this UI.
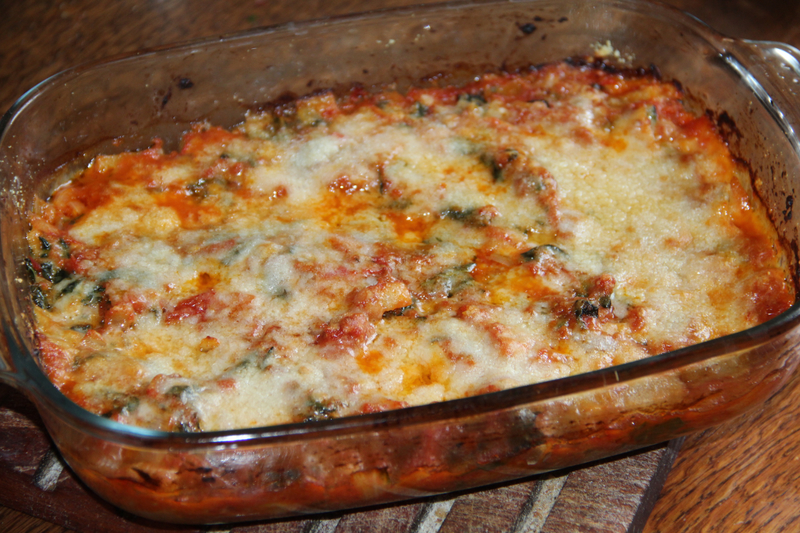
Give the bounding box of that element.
[2,0,800,532]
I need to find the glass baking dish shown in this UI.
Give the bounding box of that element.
[2,0,800,524]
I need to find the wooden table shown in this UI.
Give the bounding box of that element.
[2,1,800,531]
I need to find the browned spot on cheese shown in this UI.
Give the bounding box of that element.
[155,189,223,229]
[356,350,385,375]
[199,336,220,352]
[400,352,450,394]
[385,211,435,243]
[349,278,413,320]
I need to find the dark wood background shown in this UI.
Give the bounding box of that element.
[2,1,800,531]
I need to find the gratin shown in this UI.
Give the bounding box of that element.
[26,60,794,431]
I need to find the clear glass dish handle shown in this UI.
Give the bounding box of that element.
[725,39,800,154]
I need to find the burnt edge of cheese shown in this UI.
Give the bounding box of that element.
[25,60,795,432]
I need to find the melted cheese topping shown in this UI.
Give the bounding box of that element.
[27,62,794,431]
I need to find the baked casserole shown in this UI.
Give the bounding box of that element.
[26,60,794,432]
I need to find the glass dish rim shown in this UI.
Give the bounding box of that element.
[2,0,799,449]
